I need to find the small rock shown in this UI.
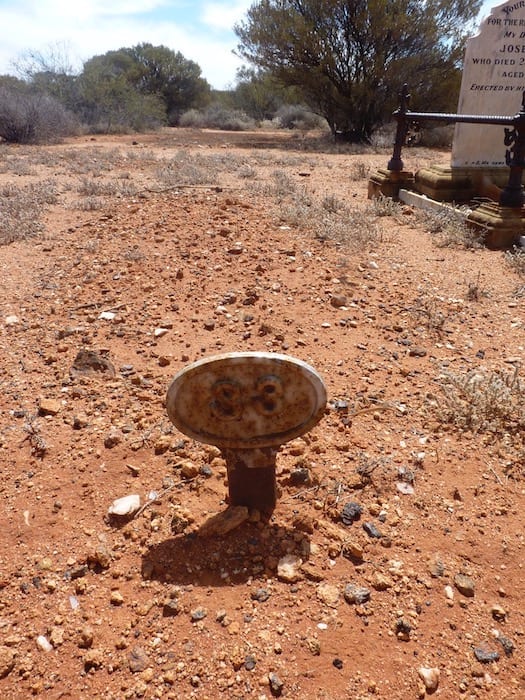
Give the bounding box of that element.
[371,571,392,591]
[473,646,500,664]
[36,635,53,652]
[110,590,124,605]
[82,649,104,672]
[491,604,506,622]
[5,315,19,326]
[88,544,112,570]
[49,626,65,647]
[154,435,172,454]
[244,655,256,671]
[317,583,340,607]
[305,637,321,655]
[344,584,371,605]
[333,658,344,669]
[287,438,306,456]
[104,430,121,449]
[70,349,115,378]
[408,347,427,357]
[342,540,364,561]
[73,413,89,429]
[396,481,414,495]
[292,512,314,534]
[128,646,150,673]
[199,506,249,536]
[228,242,244,254]
[418,666,440,692]
[288,467,311,486]
[268,671,284,697]
[330,295,347,308]
[251,588,271,603]
[0,646,15,678]
[341,501,362,525]
[362,521,382,538]
[300,560,326,582]
[429,555,445,578]
[78,625,94,649]
[179,459,199,479]
[38,398,62,416]
[454,573,475,597]
[395,618,412,641]
[108,494,141,517]
[496,634,515,657]
[162,600,180,617]
[191,607,207,622]
[277,554,303,583]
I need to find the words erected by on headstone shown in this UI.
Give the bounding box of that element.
[452,1,525,168]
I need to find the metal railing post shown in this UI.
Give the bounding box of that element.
[387,84,410,173]
[383,85,525,209]
[500,91,525,208]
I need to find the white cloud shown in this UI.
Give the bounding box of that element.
[201,0,253,31]
[0,0,248,88]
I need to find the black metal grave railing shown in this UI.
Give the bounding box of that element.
[388,84,525,208]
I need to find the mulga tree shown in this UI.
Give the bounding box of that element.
[78,44,211,131]
[235,0,482,141]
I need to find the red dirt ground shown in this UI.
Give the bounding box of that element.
[0,129,524,699]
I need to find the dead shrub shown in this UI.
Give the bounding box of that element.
[0,180,58,244]
[428,366,525,436]
[349,160,371,181]
[417,207,484,249]
[504,246,525,277]
[0,87,77,144]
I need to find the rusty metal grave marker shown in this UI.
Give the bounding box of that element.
[166,352,326,515]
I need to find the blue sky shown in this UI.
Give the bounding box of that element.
[0,0,253,89]
[0,1,497,90]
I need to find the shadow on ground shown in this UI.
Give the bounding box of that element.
[141,519,310,587]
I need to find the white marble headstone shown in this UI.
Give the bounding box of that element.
[452,1,525,168]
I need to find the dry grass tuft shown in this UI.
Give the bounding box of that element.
[417,207,484,249]
[428,365,525,437]
[504,246,525,277]
[427,365,525,477]
[0,180,58,244]
[349,160,371,181]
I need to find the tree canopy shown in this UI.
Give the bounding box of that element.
[80,43,211,128]
[235,0,482,141]
[1,42,212,136]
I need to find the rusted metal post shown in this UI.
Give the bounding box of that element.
[499,91,525,208]
[388,84,411,173]
[165,353,326,518]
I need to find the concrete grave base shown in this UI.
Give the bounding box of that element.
[466,201,524,250]
[367,164,512,204]
[413,165,523,204]
[398,189,523,250]
[367,168,414,200]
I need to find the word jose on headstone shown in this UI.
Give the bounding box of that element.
[452,0,525,168]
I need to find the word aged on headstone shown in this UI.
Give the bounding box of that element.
[452,0,525,168]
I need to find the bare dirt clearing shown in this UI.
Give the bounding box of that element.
[0,129,524,699]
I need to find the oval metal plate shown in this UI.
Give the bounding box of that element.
[166,352,327,449]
